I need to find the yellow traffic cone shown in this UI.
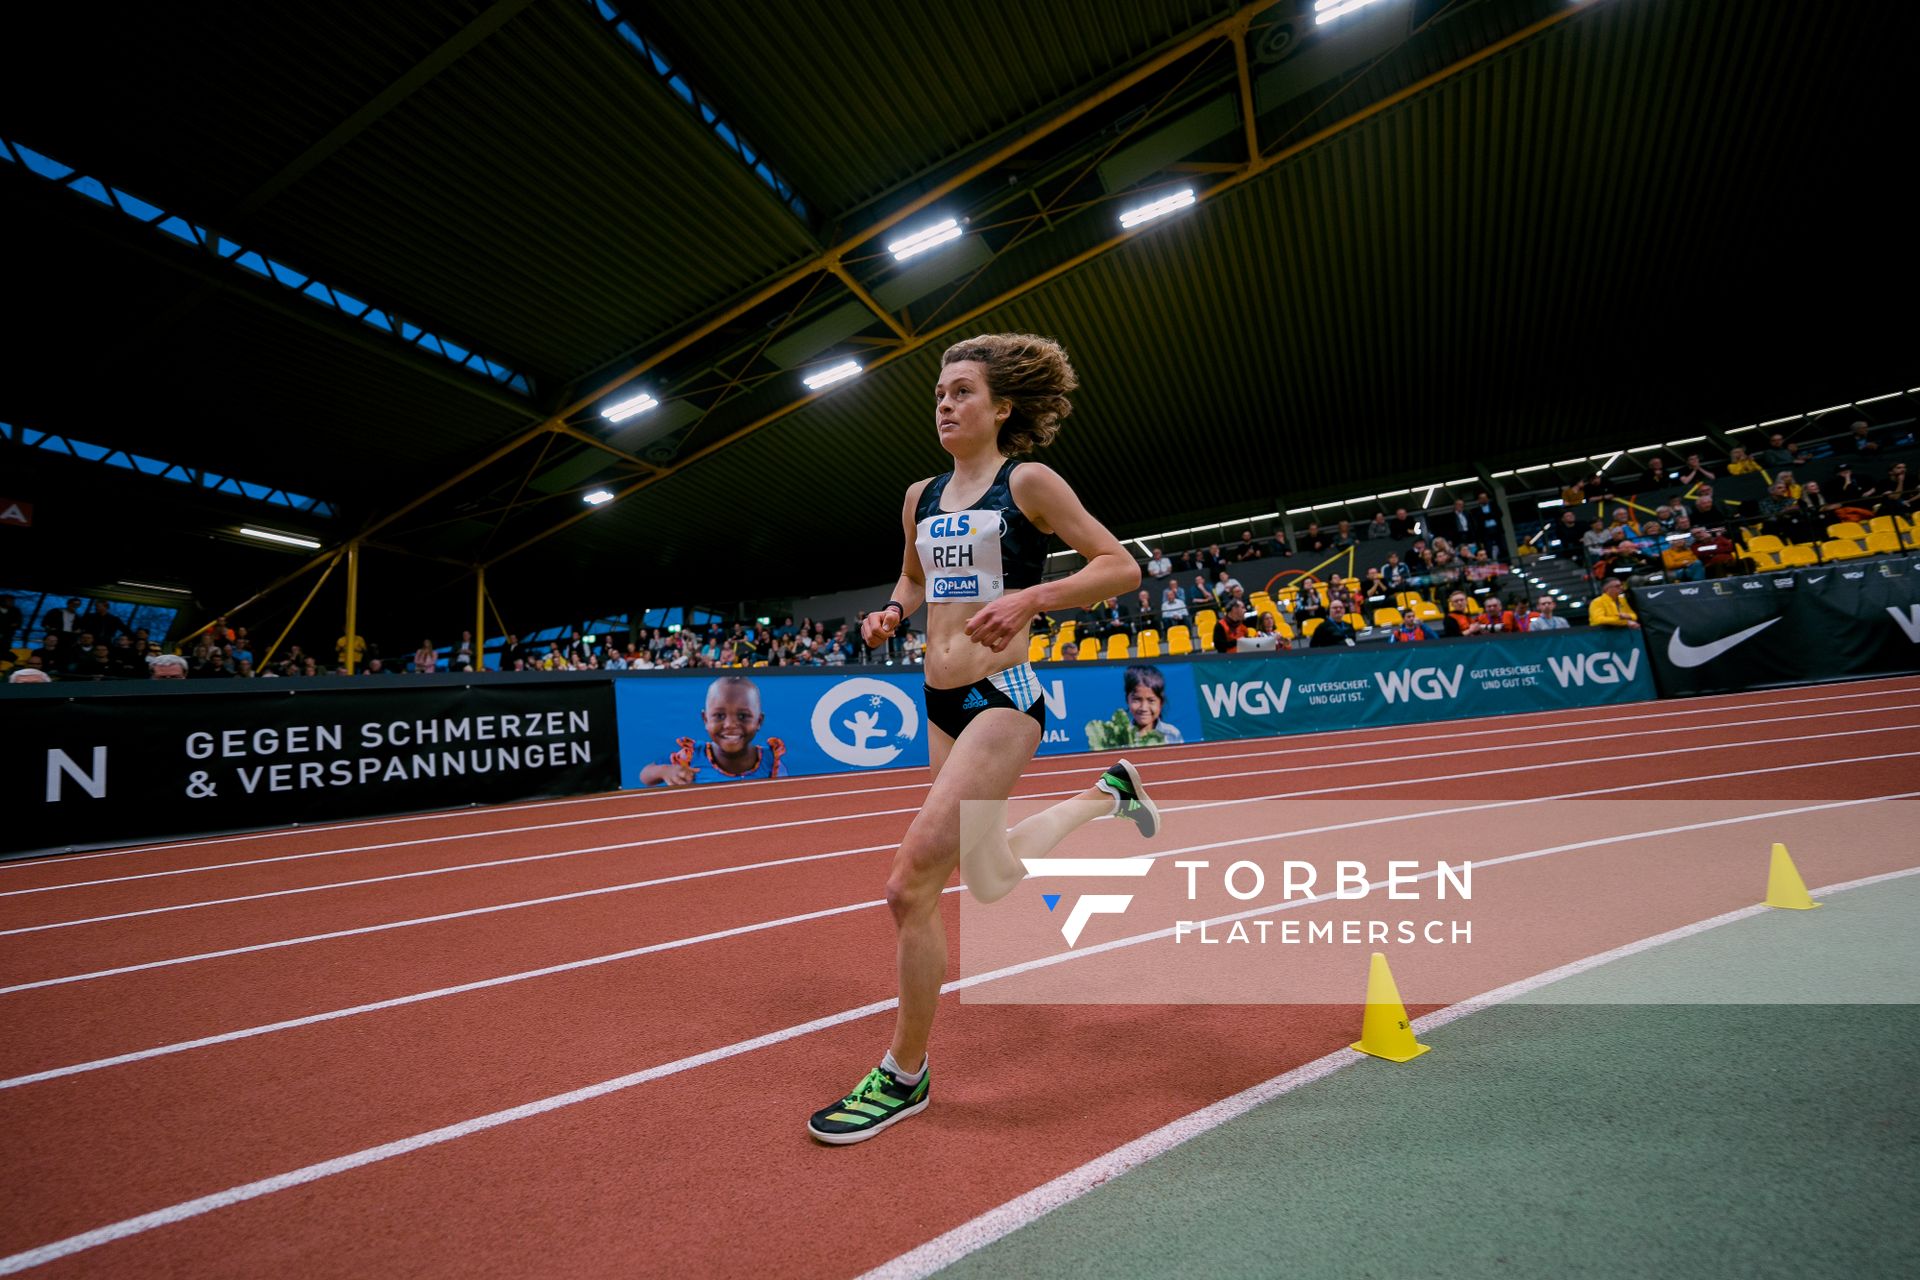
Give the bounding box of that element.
[1763,843,1821,910]
[1350,951,1430,1062]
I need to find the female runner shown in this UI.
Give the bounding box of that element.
[808,333,1160,1145]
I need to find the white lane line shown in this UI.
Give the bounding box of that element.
[10,704,1915,904]
[1,835,1911,1278]
[7,721,1912,932]
[7,746,1915,991]
[7,789,1914,1090]
[861,862,1920,1280]
[7,677,1913,873]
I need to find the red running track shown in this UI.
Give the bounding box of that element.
[1,678,1917,1277]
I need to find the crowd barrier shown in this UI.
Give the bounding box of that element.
[1632,552,1920,696]
[1,630,1654,858]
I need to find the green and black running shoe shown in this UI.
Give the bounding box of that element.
[807,1063,930,1145]
[1096,758,1161,838]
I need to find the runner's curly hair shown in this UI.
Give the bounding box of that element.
[941,332,1077,456]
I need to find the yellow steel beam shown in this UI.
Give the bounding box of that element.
[175,548,338,648]
[550,422,660,472]
[827,259,910,339]
[343,541,361,675]
[259,551,343,669]
[1232,13,1260,165]
[484,0,1593,569]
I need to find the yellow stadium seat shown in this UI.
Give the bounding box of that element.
[1250,591,1273,609]
[1301,618,1323,639]
[1167,626,1193,655]
[1194,610,1218,650]
[1078,639,1101,660]
[1464,597,1483,615]
[1868,516,1898,536]
[1106,633,1130,660]
[1028,635,1050,662]
[1315,586,1330,607]
[1827,522,1868,541]
[1744,534,1784,554]
[1344,578,1361,595]
[1058,622,1077,642]
[1821,539,1867,562]
[1749,550,1783,571]
[1413,600,1442,621]
[1274,620,1296,642]
[1864,530,1901,556]
[1137,630,1161,658]
[1905,528,1920,551]
[1778,543,1820,567]
[1373,607,1403,628]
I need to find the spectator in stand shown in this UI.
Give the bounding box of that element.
[1334,519,1357,549]
[1676,453,1715,486]
[1313,599,1357,647]
[1190,575,1217,611]
[1134,589,1155,632]
[1725,446,1761,476]
[1387,614,1427,643]
[1405,540,1433,573]
[1090,597,1129,639]
[1845,419,1880,454]
[1442,591,1486,638]
[1756,433,1803,470]
[451,631,475,671]
[1175,548,1201,575]
[1201,543,1228,579]
[43,597,83,640]
[1232,530,1264,562]
[1830,462,1876,509]
[1798,480,1830,518]
[1479,597,1523,633]
[1442,499,1474,545]
[196,651,237,678]
[1269,529,1290,556]
[1652,503,1679,531]
[1389,507,1423,540]
[78,600,125,645]
[413,639,438,673]
[1059,640,1080,661]
[1301,522,1332,554]
[9,667,52,684]
[1293,582,1325,622]
[1588,577,1640,628]
[1364,512,1390,541]
[1690,492,1721,525]
[1690,525,1742,578]
[1212,600,1249,653]
[1560,477,1588,507]
[1160,579,1189,624]
[1239,612,1284,653]
[1383,553,1411,590]
[1524,597,1568,631]
[1759,480,1803,538]
[107,634,145,677]
[1542,509,1582,556]
[0,594,20,655]
[1146,546,1172,579]
[150,654,189,679]
[1472,493,1503,558]
[1876,462,1913,515]
[1359,568,1392,607]
[1583,469,1614,501]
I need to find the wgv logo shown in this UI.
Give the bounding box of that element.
[810,678,920,767]
[1374,665,1464,703]
[1547,649,1642,686]
[1020,858,1152,947]
[1200,678,1291,718]
[930,575,979,600]
[1889,605,1920,644]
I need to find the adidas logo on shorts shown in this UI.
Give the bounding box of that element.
[961,688,990,711]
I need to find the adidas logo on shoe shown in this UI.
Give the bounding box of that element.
[961,688,990,710]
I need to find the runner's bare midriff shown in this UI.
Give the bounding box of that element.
[922,601,1027,690]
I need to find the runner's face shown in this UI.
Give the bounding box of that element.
[934,361,1004,455]
[703,690,762,753]
[1128,686,1163,729]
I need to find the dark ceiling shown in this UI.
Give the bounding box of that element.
[2,0,1914,646]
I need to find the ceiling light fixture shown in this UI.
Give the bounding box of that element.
[803,360,862,390]
[600,392,658,423]
[1119,189,1196,229]
[582,490,615,506]
[887,218,963,262]
[238,527,321,549]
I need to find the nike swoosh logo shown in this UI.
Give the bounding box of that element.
[1808,575,1827,584]
[1667,618,1782,668]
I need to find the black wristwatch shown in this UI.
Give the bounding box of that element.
[884,600,905,617]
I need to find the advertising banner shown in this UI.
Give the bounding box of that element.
[0,679,620,856]
[1191,629,1655,741]
[611,661,1207,789]
[1634,554,1920,695]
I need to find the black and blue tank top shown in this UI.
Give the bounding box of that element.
[913,458,1050,604]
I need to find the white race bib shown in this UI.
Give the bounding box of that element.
[916,509,1007,603]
